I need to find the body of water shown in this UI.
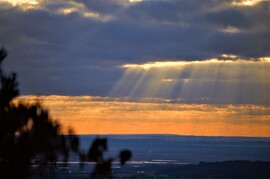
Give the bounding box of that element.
[78,134,270,164]
[42,135,270,178]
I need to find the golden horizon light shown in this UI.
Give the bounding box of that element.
[0,0,42,10]
[15,95,270,137]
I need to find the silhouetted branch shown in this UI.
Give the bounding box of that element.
[0,47,132,179]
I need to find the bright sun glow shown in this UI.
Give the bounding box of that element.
[220,26,241,33]
[0,0,42,10]
[122,61,190,69]
[128,0,143,3]
[221,54,238,58]
[259,57,270,62]
[232,0,262,6]
[121,56,270,70]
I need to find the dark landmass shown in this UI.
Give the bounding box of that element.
[38,160,270,178]
[155,160,270,178]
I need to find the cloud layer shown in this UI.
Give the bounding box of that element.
[0,0,269,105]
[16,95,270,136]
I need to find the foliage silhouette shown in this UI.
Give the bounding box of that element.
[0,48,131,178]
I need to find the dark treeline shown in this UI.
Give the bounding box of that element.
[0,48,131,179]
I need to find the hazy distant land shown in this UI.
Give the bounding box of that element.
[31,135,270,178]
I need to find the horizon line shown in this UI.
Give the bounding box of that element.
[62,133,270,138]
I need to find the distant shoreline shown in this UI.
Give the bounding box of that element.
[32,160,270,178]
[64,133,270,139]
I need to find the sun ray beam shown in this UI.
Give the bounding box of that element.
[111,57,270,105]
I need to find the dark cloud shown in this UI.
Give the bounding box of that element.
[0,0,269,101]
[203,8,250,29]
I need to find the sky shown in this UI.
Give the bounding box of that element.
[0,0,270,136]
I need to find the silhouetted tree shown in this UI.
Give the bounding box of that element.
[87,138,132,178]
[0,47,78,178]
[0,48,131,178]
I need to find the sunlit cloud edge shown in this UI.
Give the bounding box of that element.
[121,56,270,69]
